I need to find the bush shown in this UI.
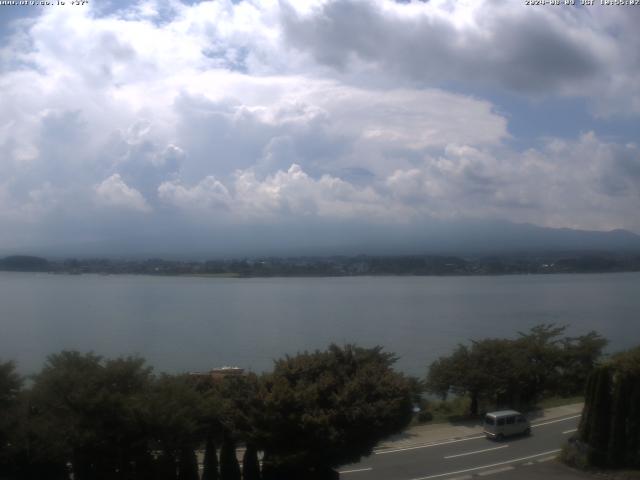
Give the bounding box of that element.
[560,439,589,470]
[417,410,433,423]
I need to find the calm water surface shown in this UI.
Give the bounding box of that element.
[1,272,638,376]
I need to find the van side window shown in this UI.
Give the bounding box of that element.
[497,418,505,426]
[506,416,515,425]
[517,415,526,423]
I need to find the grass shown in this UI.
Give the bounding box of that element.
[413,394,584,426]
[535,395,584,409]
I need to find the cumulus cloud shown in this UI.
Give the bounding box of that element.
[0,0,638,253]
[156,129,640,233]
[95,174,151,212]
[158,175,231,212]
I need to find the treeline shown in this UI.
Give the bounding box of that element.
[0,345,416,480]
[2,253,640,276]
[570,346,640,469]
[425,325,608,415]
[0,326,625,479]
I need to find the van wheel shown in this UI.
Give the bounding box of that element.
[525,427,531,436]
[497,433,504,441]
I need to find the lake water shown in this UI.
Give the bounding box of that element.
[1,272,639,376]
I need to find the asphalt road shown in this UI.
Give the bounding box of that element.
[339,414,581,480]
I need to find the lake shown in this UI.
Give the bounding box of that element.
[1,272,639,376]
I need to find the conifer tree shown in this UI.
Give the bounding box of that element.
[626,378,640,466]
[178,447,199,480]
[578,347,640,469]
[242,444,261,480]
[589,366,612,466]
[158,451,178,480]
[202,434,219,480]
[607,374,629,466]
[220,434,241,480]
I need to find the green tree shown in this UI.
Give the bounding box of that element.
[213,373,263,446]
[201,434,219,480]
[256,344,413,478]
[559,331,608,396]
[588,366,612,466]
[27,352,155,479]
[242,444,261,480]
[514,324,567,404]
[177,447,199,480]
[29,351,105,480]
[607,371,630,466]
[426,325,605,415]
[219,434,241,480]
[0,361,24,478]
[426,339,523,414]
[145,374,207,480]
[577,346,640,469]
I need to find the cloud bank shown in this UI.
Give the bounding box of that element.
[0,0,639,255]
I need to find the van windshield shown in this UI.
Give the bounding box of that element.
[484,415,495,425]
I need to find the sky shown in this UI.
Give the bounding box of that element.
[0,0,639,257]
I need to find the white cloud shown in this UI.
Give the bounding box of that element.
[95,174,151,212]
[158,175,231,211]
[0,0,638,252]
[160,164,401,222]
[154,130,640,232]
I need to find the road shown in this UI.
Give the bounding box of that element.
[339,414,581,480]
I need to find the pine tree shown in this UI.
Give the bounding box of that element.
[220,435,241,480]
[589,367,612,467]
[242,444,261,480]
[260,452,276,480]
[133,451,156,480]
[178,447,199,480]
[202,435,219,480]
[158,451,178,480]
[607,373,629,466]
[577,347,640,469]
[578,370,597,441]
[625,375,640,467]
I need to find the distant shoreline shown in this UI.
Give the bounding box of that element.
[2,252,640,278]
[0,269,640,280]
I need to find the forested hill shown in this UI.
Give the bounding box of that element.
[1,253,640,277]
[0,256,49,272]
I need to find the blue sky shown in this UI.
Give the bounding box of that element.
[0,0,639,255]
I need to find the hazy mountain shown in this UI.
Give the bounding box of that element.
[2,220,639,260]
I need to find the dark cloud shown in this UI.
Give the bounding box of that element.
[599,146,640,197]
[281,1,603,93]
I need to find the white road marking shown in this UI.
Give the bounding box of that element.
[562,428,578,434]
[531,415,581,428]
[444,445,508,459]
[408,449,561,480]
[536,456,557,463]
[339,467,373,474]
[375,436,486,455]
[477,466,514,476]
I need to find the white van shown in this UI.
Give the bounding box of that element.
[483,410,530,440]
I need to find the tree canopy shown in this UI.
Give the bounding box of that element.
[256,344,414,475]
[576,345,640,469]
[426,324,607,415]
[0,344,415,480]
